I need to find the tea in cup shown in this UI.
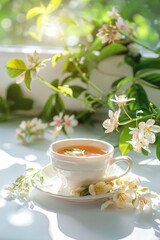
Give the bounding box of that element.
[49,138,132,188]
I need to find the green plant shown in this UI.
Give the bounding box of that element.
[5,1,160,159]
[0,83,33,122]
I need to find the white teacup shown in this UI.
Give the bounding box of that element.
[49,138,132,188]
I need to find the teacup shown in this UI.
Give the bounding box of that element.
[49,138,132,188]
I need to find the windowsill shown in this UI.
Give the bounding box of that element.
[0,45,63,54]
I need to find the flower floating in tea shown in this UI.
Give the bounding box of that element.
[64,148,85,156]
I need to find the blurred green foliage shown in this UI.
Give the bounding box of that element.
[0,0,159,48]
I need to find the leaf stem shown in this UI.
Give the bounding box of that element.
[73,60,105,96]
[37,74,60,93]
[122,105,132,120]
[119,113,154,126]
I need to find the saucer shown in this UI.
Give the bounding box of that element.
[34,163,115,202]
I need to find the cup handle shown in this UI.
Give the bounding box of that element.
[105,156,132,181]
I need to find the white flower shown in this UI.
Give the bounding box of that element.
[116,17,129,32]
[107,7,119,19]
[133,191,159,211]
[63,114,78,134]
[30,118,48,132]
[101,199,114,210]
[113,190,132,208]
[128,178,141,190]
[50,112,63,128]
[49,113,78,137]
[138,119,160,144]
[16,51,49,84]
[103,108,121,133]
[48,126,62,140]
[129,127,150,152]
[16,118,47,144]
[129,119,160,153]
[110,94,135,107]
[96,24,121,44]
[89,181,112,196]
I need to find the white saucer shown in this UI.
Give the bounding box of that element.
[34,164,115,202]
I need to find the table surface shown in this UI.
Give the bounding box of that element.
[0,119,160,240]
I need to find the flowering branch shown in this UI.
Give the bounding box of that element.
[16,113,78,144]
[2,168,43,205]
[72,176,160,211]
[102,94,160,158]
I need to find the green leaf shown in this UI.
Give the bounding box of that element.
[133,57,160,74]
[6,83,23,101]
[140,73,160,88]
[26,7,45,19]
[156,137,160,160]
[55,94,65,112]
[119,123,136,155]
[0,96,9,114]
[97,43,127,63]
[126,84,150,111]
[61,75,74,85]
[47,0,62,13]
[111,76,133,90]
[70,85,86,98]
[141,148,149,156]
[51,79,59,88]
[28,31,42,42]
[24,71,32,90]
[6,59,26,78]
[51,51,69,67]
[57,16,76,25]
[10,98,33,111]
[37,15,49,31]
[39,94,55,121]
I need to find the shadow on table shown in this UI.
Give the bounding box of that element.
[31,189,160,240]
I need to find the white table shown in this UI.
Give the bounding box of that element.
[0,119,160,240]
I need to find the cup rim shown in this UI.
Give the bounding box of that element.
[49,138,114,159]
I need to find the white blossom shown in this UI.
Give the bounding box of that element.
[138,119,160,144]
[116,17,129,32]
[129,119,160,152]
[107,7,119,19]
[103,108,121,133]
[49,113,78,138]
[63,114,78,134]
[133,191,159,211]
[112,190,132,208]
[110,94,135,107]
[89,181,112,196]
[16,118,48,144]
[50,112,63,128]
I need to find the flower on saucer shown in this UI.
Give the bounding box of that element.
[89,181,112,196]
[113,190,132,208]
[101,189,132,210]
